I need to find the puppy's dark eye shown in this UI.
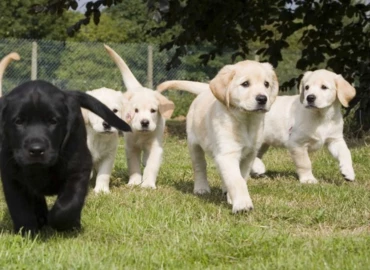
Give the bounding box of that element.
[135,108,139,113]
[112,109,118,113]
[241,81,249,87]
[14,118,24,125]
[150,109,157,113]
[264,81,270,88]
[321,85,328,90]
[304,85,309,90]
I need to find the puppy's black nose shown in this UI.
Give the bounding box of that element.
[307,94,316,103]
[141,119,150,128]
[102,122,111,130]
[256,95,267,105]
[29,144,45,157]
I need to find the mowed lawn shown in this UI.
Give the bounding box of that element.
[0,121,369,269]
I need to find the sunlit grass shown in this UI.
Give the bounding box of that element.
[0,123,369,269]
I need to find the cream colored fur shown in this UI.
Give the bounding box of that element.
[105,44,175,189]
[251,69,356,183]
[82,88,126,193]
[157,60,279,212]
[0,52,20,96]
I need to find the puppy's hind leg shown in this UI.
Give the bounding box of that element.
[190,143,210,194]
[327,139,355,181]
[251,144,269,177]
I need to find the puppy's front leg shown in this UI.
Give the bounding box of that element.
[289,146,318,184]
[141,143,163,189]
[126,146,142,186]
[94,152,117,193]
[215,154,254,213]
[48,171,89,231]
[327,138,355,181]
[2,177,46,235]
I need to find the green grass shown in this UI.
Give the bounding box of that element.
[0,123,369,269]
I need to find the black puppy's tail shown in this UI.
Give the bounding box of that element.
[68,91,132,132]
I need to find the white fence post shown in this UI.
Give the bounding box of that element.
[31,41,38,80]
[147,45,153,88]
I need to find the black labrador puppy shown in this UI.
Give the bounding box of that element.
[0,80,131,235]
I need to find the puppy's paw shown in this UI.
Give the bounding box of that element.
[127,176,142,186]
[141,181,157,189]
[251,158,266,177]
[193,187,211,195]
[94,186,110,194]
[341,167,355,182]
[300,178,318,184]
[194,180,211,194]
[232,196,254,213]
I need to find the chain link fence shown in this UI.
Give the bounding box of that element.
[1,38,302,95]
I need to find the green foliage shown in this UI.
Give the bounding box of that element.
[0,0,78,40]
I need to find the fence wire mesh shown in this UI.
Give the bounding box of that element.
[1,38,301,95]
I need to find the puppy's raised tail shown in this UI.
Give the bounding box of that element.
[156,80,209,95]
[104,44,142,90]
[0,52,20,97]
[68,91,132,132]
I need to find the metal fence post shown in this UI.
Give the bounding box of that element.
[31,41,38,80]
[147,44,153,88]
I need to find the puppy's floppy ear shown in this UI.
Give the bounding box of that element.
[154,92,175,119]
[209,65,235,107]
[299,71,313,103]
[62,95,80,150]
[121,91,134,123]
[80,91,92,125]
[261,62,279,104]
[335,75,356,108]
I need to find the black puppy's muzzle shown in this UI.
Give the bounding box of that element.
[21,137,52,165]
[29,143,45,157]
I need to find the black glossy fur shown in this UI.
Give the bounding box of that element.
[0,80,131,235]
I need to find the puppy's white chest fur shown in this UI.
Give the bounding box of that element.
[86,127,119,164]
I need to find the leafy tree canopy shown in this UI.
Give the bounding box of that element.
[25,0,370,131]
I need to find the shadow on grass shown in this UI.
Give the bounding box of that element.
[255,169,352,186]
[252,170,298,180]
[165,120,187,140]
[1,208,84,241]
[173,179,229,206]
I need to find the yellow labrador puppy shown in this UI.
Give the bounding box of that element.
[105,45,175,189]
[0,52,20,96]
[82,88,126,193]
[251,69,356,183]
[157,61,279,212]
